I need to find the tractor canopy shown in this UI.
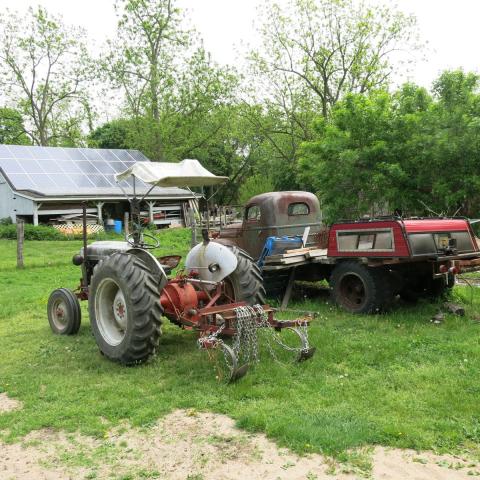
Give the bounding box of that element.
[115,159,228,188]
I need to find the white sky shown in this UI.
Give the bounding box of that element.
[0,0,479,89]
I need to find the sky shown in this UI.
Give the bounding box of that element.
[0,0,479,89]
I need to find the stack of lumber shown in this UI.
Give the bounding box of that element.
[263,246,327,267]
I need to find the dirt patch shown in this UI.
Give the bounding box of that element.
[0,409,479,479]
[0,392,22,414]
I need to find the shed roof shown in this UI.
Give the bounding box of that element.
[0,145,195,201]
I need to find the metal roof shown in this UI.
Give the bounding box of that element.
[0,145,195,200]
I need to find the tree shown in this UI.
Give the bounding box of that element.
[299,71,480,222]
[0,107,30,145]
[0,7,94,146]
[251,0,418,117]
[244,0,419,191]
[238,174,275,205]
[89,119,131,149]
[299,90,396,221]
[104,0,186,158]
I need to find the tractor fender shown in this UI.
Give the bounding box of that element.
[127,248,169,290]
[185,242,238,285]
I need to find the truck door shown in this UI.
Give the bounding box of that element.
[243,204,270,260]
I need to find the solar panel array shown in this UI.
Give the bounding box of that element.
[0,145,188,197]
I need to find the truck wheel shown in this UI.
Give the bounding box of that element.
[223,246,266,305]
[89,253,163,365]
[330,262,393,314]
[401,273,454,301]
[47,288,81,335]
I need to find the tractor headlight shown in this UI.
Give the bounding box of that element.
[208,263,220,273]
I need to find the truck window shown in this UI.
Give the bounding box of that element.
[246,205,261,221]
[408,233,436,255]
[358,234,374,250]
[288,202,310,215]
[337,229,394,252]
[409,231,474,255]
[450,231,474,251]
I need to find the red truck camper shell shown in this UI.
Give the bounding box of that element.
[328,218,478,258]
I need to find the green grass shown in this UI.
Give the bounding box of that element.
[1,228,480,460]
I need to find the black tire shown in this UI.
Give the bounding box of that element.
[89,253,163,365]
[400,273,454,302]
[330,262,393,314]
[47,288,81,335]
[223,246,266,305]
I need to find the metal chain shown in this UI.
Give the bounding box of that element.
[199,305,312,379]
[233,305,311,364]
[197,323,235,374]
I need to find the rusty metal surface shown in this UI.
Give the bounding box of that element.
[217,191,323,259]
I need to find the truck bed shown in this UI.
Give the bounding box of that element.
[261,247,333,270]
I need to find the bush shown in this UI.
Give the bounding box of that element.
[0,217,13,226]
[238,174,275,205]
[0,224,64,240]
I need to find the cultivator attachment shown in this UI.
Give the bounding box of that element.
[197,304,316,383]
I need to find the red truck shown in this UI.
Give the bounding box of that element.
[215,192,480,313]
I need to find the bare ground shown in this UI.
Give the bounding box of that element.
[0,395,479,480]
[0,393,22,414]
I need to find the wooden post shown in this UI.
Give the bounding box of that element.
[189,208,197,248]
[147,201,156,224]
[96,201,105,225]
[124,211,129,240]
[280,267,296,310]
[16,219,24,269]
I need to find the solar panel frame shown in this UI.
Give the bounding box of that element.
[0,145,193,198]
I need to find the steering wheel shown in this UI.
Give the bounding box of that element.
[127,232,160,250]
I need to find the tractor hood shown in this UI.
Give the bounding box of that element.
[115,159,228,188]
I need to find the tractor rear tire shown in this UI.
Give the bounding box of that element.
[224,246,266,305]
[330,262,393,314]
[47,288,81,335]
[89,253,163,365]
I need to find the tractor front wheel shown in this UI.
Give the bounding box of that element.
[89,253,163,365]
[47,288,81,335]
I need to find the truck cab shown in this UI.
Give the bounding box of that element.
[216,191,323,259]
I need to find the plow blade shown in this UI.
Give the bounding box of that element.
[297,347,316,362]
[221,344,249,383]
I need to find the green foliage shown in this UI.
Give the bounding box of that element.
[0,6,94,146]
[0,107,30,145]
[0,217,13,226]
[300,71,480,222]
[0,224,125,241]
[0,224,65,241]
[88,119,131,149]
[238,174,275,204]
[244,0,419,192]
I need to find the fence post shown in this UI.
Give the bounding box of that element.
[17,219,24,269]
[124,211,129,240]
